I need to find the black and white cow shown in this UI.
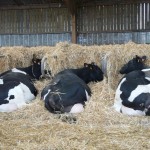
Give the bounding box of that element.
[41,62,104,114]
[119,55,147,74]
[0,55,50,112]
[0,72,37,112]
[114,55,150,116]
[0,54,50,80]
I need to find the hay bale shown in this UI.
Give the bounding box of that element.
[46,42,111,76]
[0,46,55,73]
[0,54,9,73]
[1,42,150,150]
[107,42,150,90]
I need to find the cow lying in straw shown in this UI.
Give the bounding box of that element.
[41,62,104,114]
[113,55,150,116]
[0,54,51,80]
[0,54,50,112]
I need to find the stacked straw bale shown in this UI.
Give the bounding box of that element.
[1,42,150,150]
[107,42,150,90]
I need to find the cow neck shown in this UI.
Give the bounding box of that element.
[71,67,87,81]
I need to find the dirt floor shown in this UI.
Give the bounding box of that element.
[0,42,150,150]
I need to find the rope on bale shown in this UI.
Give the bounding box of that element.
[101,53,109,78]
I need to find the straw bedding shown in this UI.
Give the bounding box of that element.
[0,42,150,150]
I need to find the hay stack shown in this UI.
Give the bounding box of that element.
[0,46,55,73]
[45,42,112,76]
[1,42,150,150]
[107,42,150,90]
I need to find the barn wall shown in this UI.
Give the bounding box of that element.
[0,2,150,46]
[77,2,150,45]
[77,32,150,45]
[0,8,71,34]
[0,34,71,46]
[0,7,71,46]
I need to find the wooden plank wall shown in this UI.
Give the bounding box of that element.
[77,3,150,33]
[0,8,71,34]
[77,2,150,45]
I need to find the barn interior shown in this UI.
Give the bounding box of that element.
[0,0,150,150]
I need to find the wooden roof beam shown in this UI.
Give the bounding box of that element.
[13,0,24,6]
[64,0,77,15]
[64,0,77,44]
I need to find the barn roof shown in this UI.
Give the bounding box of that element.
[0,0,149,8]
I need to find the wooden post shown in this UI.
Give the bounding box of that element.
[64,0,77,44]
[72,12,77,43]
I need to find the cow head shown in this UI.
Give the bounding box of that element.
[32,54,51,80]
[119,55,146,74]
[83,62,104,83]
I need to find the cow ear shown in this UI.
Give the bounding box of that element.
[84,63,89,67]
[141,56,146,62]
[91,62,95,65]
[32,54,37,64]
[135,55,139,59]
[135,55,141,62]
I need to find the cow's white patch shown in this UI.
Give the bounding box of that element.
[0,103,18,112]
[70,103,84,113]
[113,78,126,112]
[128,84,150,102]
[0,82,35,112]
[142,68,150,72]
[43,89,51,101]
[0,85,26,112]
[85,90,90,101]
[0,79,3,84]
[7,84,26,108]
[145,77,150,81]
[121,105,145,116]
[12,68,26,75]
[19,83,35,103]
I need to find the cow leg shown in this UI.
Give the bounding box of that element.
[121,105,145,116]
[0,103,18,112]
[113,97,122,112]
[113,78,126,112]
[19,83,36,103]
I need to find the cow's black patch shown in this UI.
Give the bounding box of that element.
[9,95,15,100]
[0,99,9,105]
